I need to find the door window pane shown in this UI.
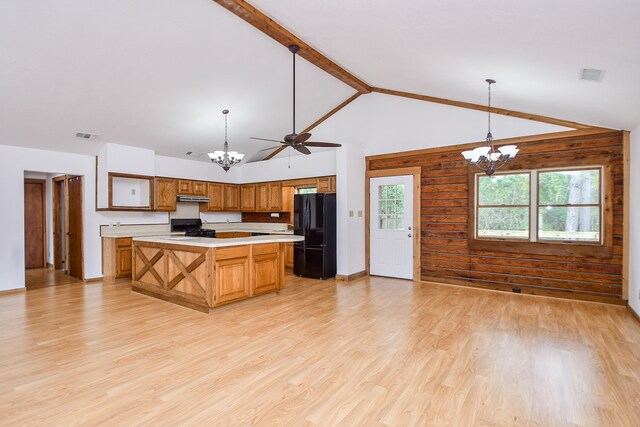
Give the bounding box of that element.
[378,184,405,230]
[477,207,529,239]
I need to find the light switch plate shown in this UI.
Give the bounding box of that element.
[358,210,363,217]
[349,210,354,217]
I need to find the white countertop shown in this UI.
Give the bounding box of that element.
[101,222,292,238]
[133,234,304,248]
[103,231,185,239]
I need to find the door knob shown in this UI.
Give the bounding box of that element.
[408,233,412,238]
[408,226,412,230]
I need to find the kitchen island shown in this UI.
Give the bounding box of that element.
[131,234,304,312]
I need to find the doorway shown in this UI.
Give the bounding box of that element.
[67,176,84,280]
[24,179,47,269]
[53,176,66,270]
[369,175,414,279]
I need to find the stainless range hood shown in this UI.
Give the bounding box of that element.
[176,195,210,203]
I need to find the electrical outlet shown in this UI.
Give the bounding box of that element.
[349,210,354,217]
[131,189,136,195]
[358,210,363,217]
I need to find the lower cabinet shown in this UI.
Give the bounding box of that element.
[251,243,279,295]
[285,242,294,269]
[215,246,251,304]
[103,237,133,282]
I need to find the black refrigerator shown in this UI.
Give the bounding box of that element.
[294,193,336,279]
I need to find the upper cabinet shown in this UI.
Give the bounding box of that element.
[269,182,282,211]
[203,182,224,212]
[178,179,207,196]
[241,184,256,212]
[317,176,336,193]
[256,183,269,212]
[155,177,178,211]
[224,184,241,212]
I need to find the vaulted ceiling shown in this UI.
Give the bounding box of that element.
[1,0,638,161]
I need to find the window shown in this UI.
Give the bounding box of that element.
[477,173,530,239]
[474,167,602,244]
[378,184,405,230]
[297,187,317,194]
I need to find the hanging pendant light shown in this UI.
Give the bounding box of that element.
[461,79,518,176]
[208,109,244,172]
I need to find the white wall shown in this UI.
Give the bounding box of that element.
[629,126,640,313]
[238,150,336,183]
[155,154,242,183]
[311,93,571,156]
[335,144,366,275]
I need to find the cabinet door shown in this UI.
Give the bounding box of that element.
[215,246,250,304]
[268,182,282,211]
[224,184,241,211]
[192,181,207,196]
[256,183,269,212]
[115,238,133,278]
[285,242,294,269]
[241,184,256,212]
[155,178,177,211]
[317,177,332,193]
[252,243,280,295]
[205,183,224,211]
[178,180,193,195]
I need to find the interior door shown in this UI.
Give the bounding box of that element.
[53,177,65,270]
[67,176,84,280]
[24,179,46,269]
[369,175,414,279]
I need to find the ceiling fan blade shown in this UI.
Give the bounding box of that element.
[303,141,342,148]
[293,132,312,143]
[293,144,311,155]
[250,137,286,144]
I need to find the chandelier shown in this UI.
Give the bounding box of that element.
[462,79,518,176]
[208,109,244,172]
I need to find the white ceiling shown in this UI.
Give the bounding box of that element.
[1,0,638,162]
[254,0,640,130]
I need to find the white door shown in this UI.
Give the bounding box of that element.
[370,175,414,279]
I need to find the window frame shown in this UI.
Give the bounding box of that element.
[467,155,614,259]
[475,171,532,241]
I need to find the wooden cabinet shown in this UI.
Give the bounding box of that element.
[178,180,207,196]
[251,243,280,295]
[155,178,178,211]
[255,182,282,212]
[269,182,282,211]
[241,184,256,212]
[256,183,269,211]
[317,176,336,193]
[192,181,207,196]
[215,245,250,304]
[216,232,252,238]
[102,237,133,282]
[285,242,294,269]
[203,183,224,212]
[224,184,241,211]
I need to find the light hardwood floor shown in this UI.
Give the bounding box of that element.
[1,274,639,426]
[25,268,82,290]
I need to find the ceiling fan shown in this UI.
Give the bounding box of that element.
[251,44,342,157]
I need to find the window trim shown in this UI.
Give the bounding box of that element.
[467,155,614,259]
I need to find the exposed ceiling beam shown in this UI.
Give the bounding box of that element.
[370,87,606,130]
[212,0,371,94]
[261,92,362,161]
[301,92,361,133]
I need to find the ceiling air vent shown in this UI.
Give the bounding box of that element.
[75,132,99,140]
[579,68,605,82]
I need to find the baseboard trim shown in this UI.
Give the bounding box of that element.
[0,288,26,296]
[628,304,640,324]
[84,276,104,283]
[336,270,367,282]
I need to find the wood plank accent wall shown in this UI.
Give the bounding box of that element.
[367,131,625,304]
